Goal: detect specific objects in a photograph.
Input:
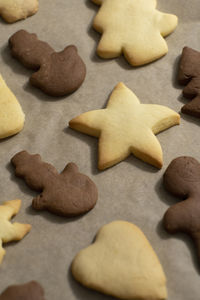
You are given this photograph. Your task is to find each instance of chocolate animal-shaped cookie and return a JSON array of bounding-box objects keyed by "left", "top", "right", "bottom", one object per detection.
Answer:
[
  {"left": 11, "top": 151, "right": 98, "bottom": 217},
  {"left": 163, "top": 156, "right": 200, "bottom": 263},
  {"left": 9, "top": 30, "right": 86, "bottom": 96},
  {"left": 178, "top": 47, "right": 200, "bottom": 117},
  {"left": 0, "top": 281, "right": 46, "bottom": 300}
]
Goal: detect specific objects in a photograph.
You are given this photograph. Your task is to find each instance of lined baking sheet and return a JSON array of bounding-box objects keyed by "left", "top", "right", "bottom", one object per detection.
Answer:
[{"left": 0, "top": 0, "right": 199, "bottom": 299}]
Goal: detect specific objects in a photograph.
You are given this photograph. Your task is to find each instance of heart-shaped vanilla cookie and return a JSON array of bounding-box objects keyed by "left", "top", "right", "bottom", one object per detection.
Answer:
[
  {"left": 0, "top": 75, "right": 24, "bottom": 139},
  {"left": 72, "top": 221, "right": 167, "bottom": 300}
]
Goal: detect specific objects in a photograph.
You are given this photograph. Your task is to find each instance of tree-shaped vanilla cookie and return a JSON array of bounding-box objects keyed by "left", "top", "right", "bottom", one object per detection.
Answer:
[
  {"left": 72, "top": 221, "right": 167, "bottom": 299},
  {"left": 0, "top": 199, "right": 31, "bottom": 264},
  {"left": 178, "top": 47, "right": 200, "bottom": 117},
  {"left": 0, "top": 75, "right": 25, "bottom": 139},
  {"left": 0, "top": 0, "right": 38, "bottom": 23},
  {"left": 11, "top": 151, "right": 98, "bottom": 217},
  {"left": 91, "top": 0, "right": 178, "bottom": 66},
  {"left": 163, "top": 156, "right": 200, "bottom": 264},
  {"left": 69, "top": 82, "right": 180, "bottom": 170},
  {"left": 0, "top": 281, "right": 46, "bottom": 300}
]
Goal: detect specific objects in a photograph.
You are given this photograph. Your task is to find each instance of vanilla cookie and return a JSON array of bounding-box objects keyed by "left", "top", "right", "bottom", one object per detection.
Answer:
[
  {"left": 0, "top": 199, "right": 31, "bottom": 264},
  {"left": 91, "top": 0, "right": 178, "bottom": 66},
  {"left": 0, "top": 0, "right": 38, "bottom": 23},
  {"left": 72, "top": 221, "right": 167, "bottom": 300},
  {"left": 69, "top": 82, "right": 180, "bottom": 169},
  {"left": 0, "top": 75, "right": 25, "bottom": 139}
]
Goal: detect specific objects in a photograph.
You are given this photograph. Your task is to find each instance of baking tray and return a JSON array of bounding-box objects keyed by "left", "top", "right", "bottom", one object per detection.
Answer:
[{"left": 0, "top": 0, "right": 199, "bottom": 299}]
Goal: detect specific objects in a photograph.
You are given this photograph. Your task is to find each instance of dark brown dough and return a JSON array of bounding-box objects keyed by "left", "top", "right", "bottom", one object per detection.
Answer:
[
  {"left": 11, "top": 151, "right": 98, "bottom": 217},
  {"left": 178, "top": 47, "right": 200, "bottom": 117},
  {"left": 0, "top": 281, "right": 46, "bottom": 300},
  {"left": 9, "top": 30, "right": 86, "bottom": 97},
  {"left": 163, "top": 156, "right": 200, "bottom": 262}
]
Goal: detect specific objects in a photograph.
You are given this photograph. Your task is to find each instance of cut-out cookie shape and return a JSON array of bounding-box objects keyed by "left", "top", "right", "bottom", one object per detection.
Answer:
[
  {"left": 72, "top": 221, "right": 167, "bottom": 300},
  {"left": 163, "top": 156, "right": 200, "bottom": 263},
  {"left": 91, "top": 0, "right": 178, "bottom": 66},
  {"left": 0, "top": 0, "right": 38, "bottom": 23},
  {"left": 11, "top": 151, "right": 98, "bottom": 217},
  {"left": 69, "top": 82, "right": 180, "bottom": 170},
  {"left": 178, "top": 47, "right": 200, "bottom": 117},
  {"left": 0, "top": 74, "right": 25, "bottom": 139},
  {"left": 0, "top": 281, "right": 46, "bottom": 300},
  {"left": 9, "top": 30, "right": 86, "bottom": 96},
  {"left": 0, "top": 199, "right": 31, "bottom": 264}
]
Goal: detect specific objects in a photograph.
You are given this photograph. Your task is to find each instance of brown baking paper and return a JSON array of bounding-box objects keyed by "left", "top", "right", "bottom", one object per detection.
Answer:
[{"left": 0, "top": 0, "right": 199, "bottom": 299}]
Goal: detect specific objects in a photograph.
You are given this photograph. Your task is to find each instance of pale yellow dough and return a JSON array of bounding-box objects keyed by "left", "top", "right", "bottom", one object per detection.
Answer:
[
  {"left": 0, "top": 0, "right": 38, "bottom": 23},
  {"left": 92, "top": 0, "right": 178, "bottom": 66},
  {"left": 72, "top": 220, "right": 167, "bottom": 300},
  {"left": 69, "top": 82, "right": 180, "bottom": 170},
  {"left": 0, "top": 199, "right": 31, "bottom": 264},
  {"left": 0, "top": 75, "right": 25, "bottom": 139}
]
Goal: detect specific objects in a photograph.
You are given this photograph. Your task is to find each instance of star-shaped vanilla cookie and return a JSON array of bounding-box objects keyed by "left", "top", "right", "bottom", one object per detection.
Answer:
[
  {"left": 92, "top": 0, "right": 178, "bottom": 66},
  {"left": 69, "top": 83, "right": 180, "bottom": 170},
  {"left": 0, "top": 199, "right": 31, "bottom": 264}
]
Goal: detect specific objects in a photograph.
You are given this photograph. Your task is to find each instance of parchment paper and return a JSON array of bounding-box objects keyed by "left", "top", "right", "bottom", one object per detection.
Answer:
[{"left": 0, "top": 0, "right": 199, "bottom": 299}]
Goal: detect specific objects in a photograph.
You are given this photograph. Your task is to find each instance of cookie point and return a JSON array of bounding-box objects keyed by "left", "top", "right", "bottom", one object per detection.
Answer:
[
  {"left": 4, "top": 199, "right": 21, "bottom": 211},
  {"left": 116, "top": 82, "right": 125, "bottom": 89},
  {"left": 26, "top": 224, "right": 32, "bottom": 232},
  {"left": 66, "top": 162, "right": 79, "bottom": 173},
  {"left": 153, "top": 158, "right": 163, "bottom": 169}
]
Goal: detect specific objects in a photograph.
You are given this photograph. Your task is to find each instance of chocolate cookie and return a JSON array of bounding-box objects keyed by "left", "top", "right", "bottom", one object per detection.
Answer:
[
  {"left": 9, "top": 30, "right": 86, "bottom": 97},
  {"left": 0, "top": 281, "right": 46, "bottom": 300},
  {"left": 178, "top": 47, "right": 200, "bottom": 117},
  {"left": 163, "top": 156, "right": 200, "bottom": 263},
  {"left": 11, "top": 151, "right": 98, "bottom": 217}
]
